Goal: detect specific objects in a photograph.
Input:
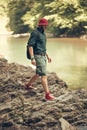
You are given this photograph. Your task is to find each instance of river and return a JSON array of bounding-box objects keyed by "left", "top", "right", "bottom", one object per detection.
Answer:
[{"left": 0, "top": 35, "right": 87, "bottom": 89}]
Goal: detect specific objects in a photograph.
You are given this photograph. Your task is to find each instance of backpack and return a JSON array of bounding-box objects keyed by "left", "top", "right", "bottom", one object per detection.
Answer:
[
  {"left": 26, "top": 45, "right": 31, "bottom": 59},
  {"left": 26, "top": 30, "right": 40, "bottom": 60}
]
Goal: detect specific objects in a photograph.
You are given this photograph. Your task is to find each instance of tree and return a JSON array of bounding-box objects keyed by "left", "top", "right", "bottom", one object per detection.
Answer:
[
  {"left": 7, "top": 0, "right": 29, "bottom": 34},
  {"left": 6, "top": 0, "right": 87, "bottom": 36},
  {"left": 44, "top": 0, "right": 87, "bottom": 36},
  {"left": 0, "top": 0, "right": 11, "bottom": 16},
  {"left": 22, "top": 0, "right": 52, "bottom": 30}
]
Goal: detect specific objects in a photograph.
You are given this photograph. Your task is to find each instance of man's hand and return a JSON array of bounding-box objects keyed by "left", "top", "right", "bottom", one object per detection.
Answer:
[
  {"left": 47, "top": 57, "right": 52, "bottom": 63},
  {"left": 46, "top": 53, "right": 52, "bottom": 63},
  {"left": 31, "top": 59, "right": 36, "bottom": 66}
]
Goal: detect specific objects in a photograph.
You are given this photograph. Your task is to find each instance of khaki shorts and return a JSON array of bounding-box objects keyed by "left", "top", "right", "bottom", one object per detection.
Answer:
[{"left": 35, "top": 55, "right": 47, "bottom": 76}]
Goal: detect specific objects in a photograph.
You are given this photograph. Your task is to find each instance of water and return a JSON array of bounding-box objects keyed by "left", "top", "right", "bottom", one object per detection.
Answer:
[{"left": 0, "top": 35, "right": 87, "bottom": 89}]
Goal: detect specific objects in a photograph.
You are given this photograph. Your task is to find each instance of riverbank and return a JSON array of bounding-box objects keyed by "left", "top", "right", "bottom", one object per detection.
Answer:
[
  {"left": 0, "top": 57, "right": 87, "bottom": 130},
  {"left": 11, "top": 32, "right": 87, "bottom": 41},
  {"left": 0, "top": 16, "right": 87, "bottom": 41}
]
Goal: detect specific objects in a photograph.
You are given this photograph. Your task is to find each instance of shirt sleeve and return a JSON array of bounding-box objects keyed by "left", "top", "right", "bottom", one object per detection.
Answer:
[{"left": 27, "top": 31, "right": 37, "bottom": 47}]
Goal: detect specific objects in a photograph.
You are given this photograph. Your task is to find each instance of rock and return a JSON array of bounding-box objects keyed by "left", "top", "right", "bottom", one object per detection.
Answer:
[
  {"left": 0, "top": 58, "right": 87, "bottom": 130},
  {"left": 0, "top": 58, "right": 8, "bottom": 67},
  {"left": 59, "top": 118, "right": 78, "bottom": 130},
  {"left": 80, "top": 35, "right": 87, "bottom": 40}
]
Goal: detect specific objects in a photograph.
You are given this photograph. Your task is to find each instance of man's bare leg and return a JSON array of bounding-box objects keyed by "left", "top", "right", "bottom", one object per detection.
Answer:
[
  {"left": 41, "top": 75, "right": 55, "bottom": 100},
  {"left": 41, "top": 75, "right": 49, "bottom": 93},
  {"left": 26, "top": 74, "right": 39, "bottom": 89}
]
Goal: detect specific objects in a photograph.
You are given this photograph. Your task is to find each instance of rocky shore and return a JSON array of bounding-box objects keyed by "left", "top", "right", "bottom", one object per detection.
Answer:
[
  {"left": 80, "top": 35, "right": 87, "bottom": 40},
  {"left": 0, "top": 58, "right": 87, "bottom": 130}
]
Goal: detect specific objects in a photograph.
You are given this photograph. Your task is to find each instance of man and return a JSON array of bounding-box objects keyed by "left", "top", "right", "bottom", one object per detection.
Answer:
[{"left": 25, "top": 18, "right": 55, "bottom": 100}]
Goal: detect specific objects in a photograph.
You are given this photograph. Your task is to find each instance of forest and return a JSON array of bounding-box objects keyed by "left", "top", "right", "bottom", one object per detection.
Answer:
[{"left": 0, "top": 0, "right": 87, "bottom": 36}]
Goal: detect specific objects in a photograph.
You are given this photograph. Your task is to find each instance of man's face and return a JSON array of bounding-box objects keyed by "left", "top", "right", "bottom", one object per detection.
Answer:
[{"left": 42, "top": 25, "right": 47, "bottom": 30}]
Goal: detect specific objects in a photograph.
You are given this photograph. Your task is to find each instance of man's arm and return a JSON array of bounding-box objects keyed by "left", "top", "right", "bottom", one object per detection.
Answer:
[
  {"left": 46, "top": 53, "right": 52, "bottom": 63},
  {"left": 29, "top": 46, "right": 36, "bottom": 66},
  {"left": 29, "top": 47, "right": 34, "bottom": 59}
]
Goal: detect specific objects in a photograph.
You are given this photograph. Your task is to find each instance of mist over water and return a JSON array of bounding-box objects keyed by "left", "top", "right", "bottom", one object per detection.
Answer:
[{"left": 0, "top": 35, "right": 87, "bottom": 89}]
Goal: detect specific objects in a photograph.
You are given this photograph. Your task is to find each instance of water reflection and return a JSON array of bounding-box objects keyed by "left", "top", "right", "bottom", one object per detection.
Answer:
[{"left": 0, "top": 36, "right": 87, "bottom": 89}]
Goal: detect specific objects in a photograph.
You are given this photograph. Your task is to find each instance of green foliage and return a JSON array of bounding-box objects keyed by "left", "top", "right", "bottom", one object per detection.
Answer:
[
  {"left": 7, "top": 0, "right": 29, "bottom": 34},
  {"left": 1, "top": 0, "right": 87, "bottom": 36},
  {"left": 22, "top": 0, "right": 52, "bottom": 29},
  {"left": 0, "top": 0, "right": 10, "bottom": 16},
  {"left": 79, "top": 0, "right": 87, "bottom": 8},
  {"left": 44, "top": 0, "right": 87, "bottom": 36}
]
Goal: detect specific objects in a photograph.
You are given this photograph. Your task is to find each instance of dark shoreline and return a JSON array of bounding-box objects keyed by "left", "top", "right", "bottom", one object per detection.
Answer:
[{"left": 8, "top": 32, "right": 87, "bottom": 40}]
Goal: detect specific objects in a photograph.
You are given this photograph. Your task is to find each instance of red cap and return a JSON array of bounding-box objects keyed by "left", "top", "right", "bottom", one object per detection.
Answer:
[{"left": 38, "top": 18, "right": 48, "bottom": 26}]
